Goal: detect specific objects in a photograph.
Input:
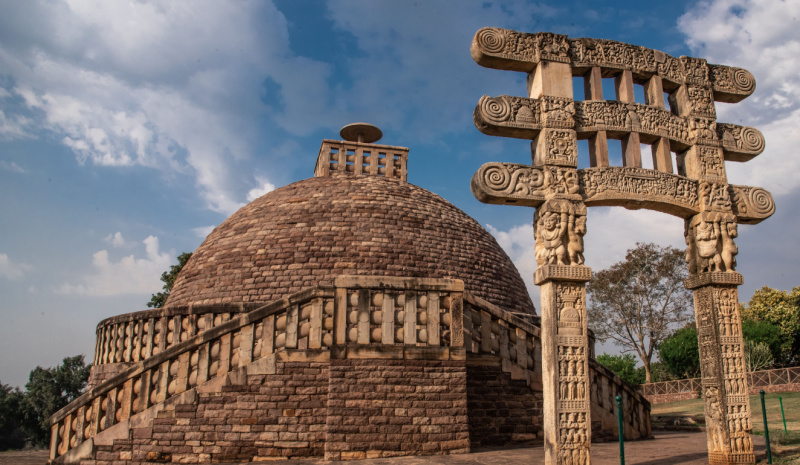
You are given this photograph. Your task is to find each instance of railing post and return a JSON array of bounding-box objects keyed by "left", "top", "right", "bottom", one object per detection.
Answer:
[
  {"left": 779, "top": 396, "right": 787, "bottom": 434},
  {"left": 760, "top": 390, "right": 772, "bottom": 464},
  {"left": 427, "top": 291, "right": 440, "bottom": 346},
  {"left": 616, "top": 395, "right": 625, "bottom": 465}
]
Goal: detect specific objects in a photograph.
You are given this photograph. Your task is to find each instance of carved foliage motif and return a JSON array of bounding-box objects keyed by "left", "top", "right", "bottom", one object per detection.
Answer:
[
  {"left": 688, "top": 86, "right": 716, "bottom": 118},
  {"left": 575, "top": 100, "right": 689, "bottom": 142},
  {"left": 534, "top": 200, "right": 586, "bottom": 266},
  {"left": 681, "top": 56, "right": 710, "bottom": 84},
  {"left": 568, "top": 38, "right": 658, "bottom": 77},
  {"left": 477, "top": 163, "right": 580, "bottom": 201},
  {"left": 689, "top": 117, "right": 719, "bottom": 144},
  {"left": 696, "top": 147, "right": 726, "bottom": 182},
  {"left": 581, "top": 167, "right": 699, "bottom": 208},
  {"left": 709, "top": 65, "right": 756, "bottom": 95},
  {"left": 542, "top": 97, "right": 575, "bottom": 128},
  {"left": 557, "top": 411, "right": 589, "bottom": 465},
  {"left": 718, "top": 124, "right": 766, "bottom": 155},
  {"left": 543, "top": 130, "right": 578, "bottom": 166},
  {"left": 685, "top": 213, "right": 738, "bottom": 274},
  {"left": 554, "top": 280, "right": 589, "bottom": 465},
  {"left": 700, "top": 182, "right": 732, "bottom": 211},
  {"left": 473, "top": 28, "right": 568, "bottom": 63},
  {"left": 731, "top": 186, "right": 775, "bottom": 219},
  {"left": 694, "top": 285, "right": 754, "bottom": 460}
]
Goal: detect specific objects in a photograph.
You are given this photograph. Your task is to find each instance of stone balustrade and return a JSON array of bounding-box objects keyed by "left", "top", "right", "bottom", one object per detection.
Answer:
[
  {"left": 50, "top": 276, "right": 466, "bottom": 462},
  {"left": 51, "top": 275, "right": 651, "bottom": 462},
  {"left": 314, "top": 139, "right": 409, "bottom": 181}
]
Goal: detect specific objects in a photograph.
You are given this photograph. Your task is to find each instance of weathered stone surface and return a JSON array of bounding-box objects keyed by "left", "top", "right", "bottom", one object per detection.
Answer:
[
  {"left": 470, "top": 26, "right": 772, "bottom": 465},
  {"left": 166, "top": 174, "right": 534, "bottom": 317}
]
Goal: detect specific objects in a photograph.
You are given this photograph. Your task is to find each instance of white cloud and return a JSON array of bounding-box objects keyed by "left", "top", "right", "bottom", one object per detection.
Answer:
[
  {"left": 0, "top": 109, "right": 32, "bottom": 140},
  {"left": 0, "top": 1, "right": 335, "bottom": 214},
  {"left": 192, "top": 225, "right": 216, "bottom": 239},
  {"left": 246, "top": 178, "right": 276, "bottom": 202},
  {"left": 679, "top": 0, "right": 800, "bottom": 195},
  {"left": 56, "top": 235, "right": 172, "bottom": 296},
  {"left": 0, "top": 253, "right": 32, "bottom": 279},
  {"left": 0, "top": 160, "right": 26, "bottom": 173},
  {"left": 103, "top": 232, "right": 128, "bottom": 248}
]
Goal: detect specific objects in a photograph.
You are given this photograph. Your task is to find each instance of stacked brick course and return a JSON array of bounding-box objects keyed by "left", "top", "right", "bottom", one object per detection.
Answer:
[
  {"left": 99, "top": 360, "right": 328, "bottom": 464},
  {"left": 166, "top": 175, "right": 534, "bottom": 316},
  {"left": 326, "top": 358, "right": 469, "bottom": 460},
  {"left": 467, "top": 358, "right": 544, "bottom": 448}
]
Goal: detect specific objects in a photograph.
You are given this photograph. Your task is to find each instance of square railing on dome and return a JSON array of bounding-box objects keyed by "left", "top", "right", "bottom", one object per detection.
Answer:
[{"left": 314, "top": 139, "right": 409, "bottom": 181}]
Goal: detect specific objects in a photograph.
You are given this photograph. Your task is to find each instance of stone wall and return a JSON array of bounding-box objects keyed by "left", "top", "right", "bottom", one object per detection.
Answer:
[
  {"left": 466, "top": 355, "right": 544, "bottom": 448},
  {"left": 325, "top": 358, "right": 470, "bottom": 460},
  {"left": 100, "top": 359, "right": 329, "bottom": 463},
  {"left": 85, "top": 350, "right": 473, "bottom": 464}
]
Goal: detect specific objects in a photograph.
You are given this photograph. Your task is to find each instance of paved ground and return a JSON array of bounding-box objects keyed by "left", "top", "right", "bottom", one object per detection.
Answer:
[
  {"left": 273, "top": 431, "right": 768, "bottom": 465},
  {"left": 0, "top": 431, "right": 769, "bottom": 464}
]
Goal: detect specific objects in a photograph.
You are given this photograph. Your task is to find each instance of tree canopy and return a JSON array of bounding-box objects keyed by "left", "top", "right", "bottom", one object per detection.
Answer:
[
  {"left": 587, "top": 242, "right": 693, "bottom": 383},
  {"left": 21, "top": 355, "right": 91, "bottom": 447},
  {"left": 147, "top": 252, "right": 192, "bottom": 308},
  {"left": 658, "top": 325, "right": 701, "bottom": 379},
  {"left": 740, "top": 286, "right": 800, "bottom": 365}
]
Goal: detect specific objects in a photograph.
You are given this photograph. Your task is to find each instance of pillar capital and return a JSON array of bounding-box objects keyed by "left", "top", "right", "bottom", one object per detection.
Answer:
[
  {"left": 685, "top": 271, "right": 743, "bottom": 290},
  {"left": 534, "top": 265, "right": 592, "bottom": 285}
]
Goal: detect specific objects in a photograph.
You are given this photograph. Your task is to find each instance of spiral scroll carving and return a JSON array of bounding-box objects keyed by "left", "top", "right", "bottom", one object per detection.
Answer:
[
  {"left": 484, "top": 165, "right": 511, "bottom": 191},
  {"left": 748, "top": 188, "right": 774, "bottom": 216},
  {"left": 476, "top": 28, "right": 506, "bottom": 53},
  {"left": 480, "top": 96, "right": 512, "bottom": 123},
  {"left": 739, "top": 127, "right": 765, "bottom": 153},
  {"left": 733, "top": 68, "right": 756, "bottom": 93}
]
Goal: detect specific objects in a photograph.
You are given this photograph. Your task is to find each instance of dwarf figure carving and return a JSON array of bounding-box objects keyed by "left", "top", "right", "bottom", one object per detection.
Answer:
[
  {"left": 534, "top": 199, "right": 586, "bottom": 266},
  {"left": 685, "top": 213, "right": 738, "bottom": 273}
]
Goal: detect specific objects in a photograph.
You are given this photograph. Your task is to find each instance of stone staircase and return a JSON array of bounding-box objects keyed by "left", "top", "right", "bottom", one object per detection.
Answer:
[{"left": 50, "top": 276, "right": 651, "bottom": 464}]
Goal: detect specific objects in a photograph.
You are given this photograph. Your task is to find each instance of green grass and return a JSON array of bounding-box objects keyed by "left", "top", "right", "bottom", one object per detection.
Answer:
[
  {"left": 652, "top": 391, "right": 800, "bottom": 434},
  {"left": 653, "top": 391, "right": 800, "bottom": 463}
]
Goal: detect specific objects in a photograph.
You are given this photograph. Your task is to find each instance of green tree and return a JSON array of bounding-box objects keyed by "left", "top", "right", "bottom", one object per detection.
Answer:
[
  {"left": 742, "top": 319, "right": 782, "bottom": 366},
  {"left": 658, "top": 325, "right": 701, "bottom": 379},
  {"left": 740, "top": 286, "right": 800, "bottom": 365},
  {"left": 0, "top": 383, "right": 26, "bottom": 450},
  {"left": 22, "top": 355, "right": 91, "bottom": 447},
  {"left": 587, "top": 243, "right": 693, "bottom": 383},
  {"left": 596, "top": 353, "right": 645, "bottom": 386},
  {"left": 744, "top": 340, "right": 774, "bottom": 372},
  {"left": 147, "top": 252, "right": 192, "bottom": 308}
]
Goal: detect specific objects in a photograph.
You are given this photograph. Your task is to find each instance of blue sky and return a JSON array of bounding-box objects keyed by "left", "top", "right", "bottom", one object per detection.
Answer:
[{"left": 1, "top": 0, "right": 798, "bottom": 388}]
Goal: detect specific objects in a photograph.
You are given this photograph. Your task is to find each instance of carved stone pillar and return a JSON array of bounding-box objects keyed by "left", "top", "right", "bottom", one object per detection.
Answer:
[
  {"left": 686, "top": 215, "right": 755, "bottom": 465},
  {"left": 535, "top": 199, "right": 591, "bottom": 465}
]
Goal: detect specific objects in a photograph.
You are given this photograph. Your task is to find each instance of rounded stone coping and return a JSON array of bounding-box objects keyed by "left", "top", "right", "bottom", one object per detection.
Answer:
[{"left": 95, "top": 302, "right": 266, "bottom": 330}]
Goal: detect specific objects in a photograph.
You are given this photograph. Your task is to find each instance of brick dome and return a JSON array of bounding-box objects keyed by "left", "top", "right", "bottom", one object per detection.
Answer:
[{"left": 166, "top": 174, "right": 535, "bottom": 315}]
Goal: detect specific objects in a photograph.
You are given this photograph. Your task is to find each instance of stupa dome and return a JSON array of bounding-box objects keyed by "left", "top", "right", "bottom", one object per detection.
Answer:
[{"left": 166, "top": 135, "right": 534, "bottom": 315}]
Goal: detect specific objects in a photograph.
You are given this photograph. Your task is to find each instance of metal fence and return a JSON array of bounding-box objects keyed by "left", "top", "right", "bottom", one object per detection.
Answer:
[{"left": 639, "top": 366, "right": 800, "bottom": 398}]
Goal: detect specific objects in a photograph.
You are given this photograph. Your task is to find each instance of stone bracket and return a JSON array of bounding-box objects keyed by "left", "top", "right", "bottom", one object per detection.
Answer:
[
  {"left": 684, "top": 271, "right": 743, "bottom": 290},
  {"left": 534, "top": 265, "right": 592, "bottom": 285}
]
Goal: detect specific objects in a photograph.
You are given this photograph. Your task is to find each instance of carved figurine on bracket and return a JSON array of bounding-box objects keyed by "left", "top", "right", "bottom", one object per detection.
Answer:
[
  {"left": 685, "top": 213, "right": 738, "bottom": 274},
  {"left": 534, "top": 199, "right": 587, "bottom": 267}
]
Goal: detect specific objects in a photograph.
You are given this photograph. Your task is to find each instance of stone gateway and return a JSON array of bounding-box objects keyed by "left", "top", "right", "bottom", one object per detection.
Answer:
[{"left": 470, "top": 27, "right": 773, "bottom": 465}]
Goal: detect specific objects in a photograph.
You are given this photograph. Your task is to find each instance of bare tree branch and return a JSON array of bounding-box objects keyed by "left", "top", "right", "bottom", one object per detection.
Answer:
[{"left": 587, "top": 242, "right": 693, "bottom": 383}]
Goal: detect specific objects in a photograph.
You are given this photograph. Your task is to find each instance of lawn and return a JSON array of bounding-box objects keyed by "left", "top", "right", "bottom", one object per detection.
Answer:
[
  {"left": 652, "top": 391, "right": 800, "bottom": 463},
  {"left": 652, "top": 391, "right": 800, "bottom": 434}
]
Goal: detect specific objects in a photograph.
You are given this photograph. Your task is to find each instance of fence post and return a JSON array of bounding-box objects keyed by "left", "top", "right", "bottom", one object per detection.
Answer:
[
  {"left": 779, "top": 396, "right": 787, "bottom": 434},
  {"left": 760, "top": 390, "right": 772, "bottom": 464},
  {"left": 616, "top": 395, "right": 625, "bottom": 465}
]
